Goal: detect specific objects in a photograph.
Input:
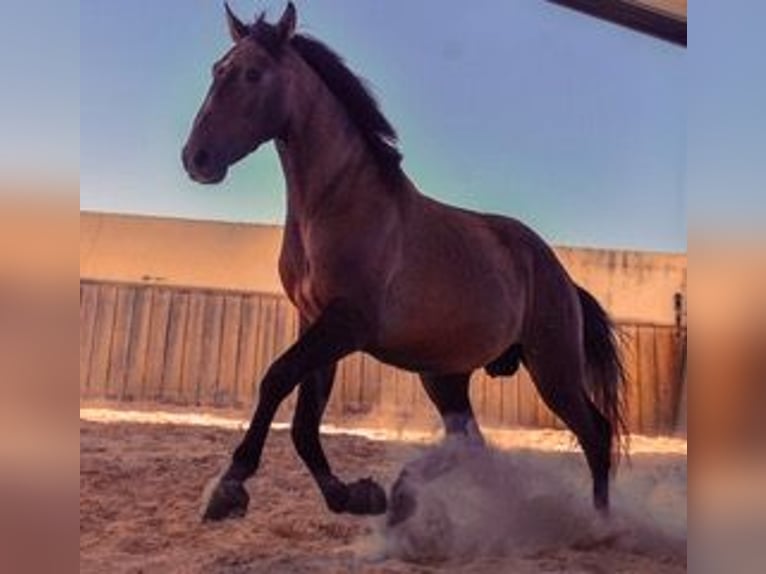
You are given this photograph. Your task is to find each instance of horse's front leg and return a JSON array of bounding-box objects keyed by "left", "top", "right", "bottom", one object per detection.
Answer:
[
  {"left": 202, "top": 301, "right": 369, "bottom": 521},
  {"left": 291, "top": 362, "right": 387, "bottom": 516}
]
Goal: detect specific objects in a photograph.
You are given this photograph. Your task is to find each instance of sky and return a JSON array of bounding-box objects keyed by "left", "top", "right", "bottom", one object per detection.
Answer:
[{"left": 80, "top": 0, "right": 686, "bottom": 252}]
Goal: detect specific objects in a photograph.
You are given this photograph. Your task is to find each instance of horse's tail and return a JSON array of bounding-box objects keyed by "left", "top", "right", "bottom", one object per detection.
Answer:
[{"left": 577, "top": 285, "right": 629, "bottom": 466}]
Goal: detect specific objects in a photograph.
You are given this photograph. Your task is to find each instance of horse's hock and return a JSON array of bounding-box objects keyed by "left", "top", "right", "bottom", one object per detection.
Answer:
[{"left": 79, "top": 212, "right": 687, "bottom": 435}]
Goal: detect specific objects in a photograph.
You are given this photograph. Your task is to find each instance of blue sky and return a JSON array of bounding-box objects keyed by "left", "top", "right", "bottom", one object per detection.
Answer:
[{"left": 81, "top": 0, "right": 686, "bottom": 252}]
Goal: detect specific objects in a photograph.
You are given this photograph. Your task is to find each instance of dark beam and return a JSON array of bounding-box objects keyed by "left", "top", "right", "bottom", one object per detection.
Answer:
[{"left": 546, "top": 0, "right": 687, "bottom": 47}]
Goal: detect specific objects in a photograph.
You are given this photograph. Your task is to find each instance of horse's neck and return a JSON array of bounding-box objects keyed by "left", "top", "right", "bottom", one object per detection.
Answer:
[{"left": 275, "top": 82, "right": 402, "bottom": 229}]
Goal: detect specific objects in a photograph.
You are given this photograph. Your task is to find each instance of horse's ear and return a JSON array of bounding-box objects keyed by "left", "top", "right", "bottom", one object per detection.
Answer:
[
  {"left": 276, "top": 2, "right": 297, "bottom": 45},
  {"left": 224, "top": 2, "right": 249, "bottom": 43}
]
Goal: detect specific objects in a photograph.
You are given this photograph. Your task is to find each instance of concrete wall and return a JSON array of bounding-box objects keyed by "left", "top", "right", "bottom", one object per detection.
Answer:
[
  {"left": 556, "top": 247, "right": 686, "bottom": 325},
  {"left": 80, "top": 212, "right": 284, "bottom": 293},
  {"left": 80, "top": 211, "right": 686, "bottom": 324}
]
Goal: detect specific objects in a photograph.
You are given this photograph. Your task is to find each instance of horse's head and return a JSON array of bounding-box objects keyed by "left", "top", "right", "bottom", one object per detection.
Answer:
[{"left": 182, "top": 3, "right": 297, "bottom": 184}]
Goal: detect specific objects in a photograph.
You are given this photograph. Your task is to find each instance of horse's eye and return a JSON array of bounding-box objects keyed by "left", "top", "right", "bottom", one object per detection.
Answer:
[{"left": 245, "top": 68, "right": 262, "bottom": 83}]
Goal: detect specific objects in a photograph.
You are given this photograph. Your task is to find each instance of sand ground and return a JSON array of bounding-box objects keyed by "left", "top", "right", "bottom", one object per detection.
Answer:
[{"left": 80, "top": 408, "right": 686, "bottom": 573}]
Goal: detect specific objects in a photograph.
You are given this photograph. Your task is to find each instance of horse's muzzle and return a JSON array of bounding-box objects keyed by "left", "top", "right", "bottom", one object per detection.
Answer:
[{"left": 182, "top": 145, "right": 227, "bottom": 184}]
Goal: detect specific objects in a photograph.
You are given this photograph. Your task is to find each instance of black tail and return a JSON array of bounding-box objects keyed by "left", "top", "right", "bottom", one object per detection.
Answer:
[{"left": 577, "top": 286, "right": 629, "bottom": 465}]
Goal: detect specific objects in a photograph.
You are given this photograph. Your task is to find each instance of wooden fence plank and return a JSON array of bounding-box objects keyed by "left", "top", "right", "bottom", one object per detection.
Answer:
[
  {"left": 79, "top": 283, "right": 99, "bottom": 394},
  {"left": 377, "top": 364, "right": 401, "bottom": 433},
  {"left": 343, "top": 352, "right": 364, "bottom": 415},
  {"left": 144, "top": 288, "right": 171, "bottom": 401},
  {"left": 198, "top": 294, "right": 224, "bottom": 406},
  {"left": 255, "top": 298, "right": 277, "bottom": 393},
  {"left": 217, "top": 295, "right": 243, "bottom": 407},
  {"left": 377, "top": 362, "right": 398, "bottom": 419},
  {"left": 87, "top": 284, "right": 118, "bottom": 398},
  {"left": 411, "top": 373, "right": 438, "bottom": 430},
  {"left": 412, "top": 370, "right": 427, "bottom": 424},
  {"left": 236, "top": 295, "right": 260, "bottom": 407},
  {"left": 518, "top": 367, "right": 539, "bottom": 427},
  {"left": 361, "top": 354, "right": 382, "bottom": 415},
  {"left": 162, "top": 291, "right": 190, "bottom": 403},
  {"left": 484, "top": 374, "right": 504, "bottom": 428},
  {"left": 107, "top": 286, "right": 136, "bottom": 399},
  {"left": 271, "top": 297, "right": 286, "bottom": 357},
  {"left": 124, "top": 286, "right": 153, "bottom": 402},
  {"left": 392, "top": 368, "right": 415, "bottom": 429},
  {"left": 655, "top": 327, "right": 681, "bottom": 433},
  {"left": 638, "top": 325, "right": 659, "bottom": 434},
  {"left": 180, "top": 292, "right": 206, "bottom": 405},
  {"left": 469, "top": 372, "right": 487, "bottom": 429},
  {"left": 500, "top": 372, "right": 520, "bottom": 427},
  {"left": 623, "top": 325, "right": 642, "bottom": 433},
  {"left": 399, "top": 369, "right": 417, "bottom": 424}
]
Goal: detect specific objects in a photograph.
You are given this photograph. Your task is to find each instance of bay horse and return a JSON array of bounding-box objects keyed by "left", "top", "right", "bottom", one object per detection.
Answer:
[{"left": 182, "top": 2, "right": 627, "bottom": 522}]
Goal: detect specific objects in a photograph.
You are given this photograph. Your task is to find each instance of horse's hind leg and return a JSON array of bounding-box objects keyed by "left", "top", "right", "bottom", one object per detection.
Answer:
[
  {"left": 524, "top": 343, "right": 612, "bottom": 513},
  {"left": 420, "top": 372, "right": 484, "bottom": 444},
  {"left": 290, "top": 362, "right": 386, "bottom": 515},
  {"left": 388, "top": 372, "right": 482, "bottom": 526}
]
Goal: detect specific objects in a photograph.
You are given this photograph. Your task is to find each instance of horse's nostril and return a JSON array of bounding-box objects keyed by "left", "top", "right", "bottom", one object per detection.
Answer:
[{"left": 193, "top": 149, "right": 210, "bottom": 169}]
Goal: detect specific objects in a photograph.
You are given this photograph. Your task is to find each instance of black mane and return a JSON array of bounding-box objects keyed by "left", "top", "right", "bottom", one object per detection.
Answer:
[{"left": 251, "top": 17, "right": 403, "bottom": 179}]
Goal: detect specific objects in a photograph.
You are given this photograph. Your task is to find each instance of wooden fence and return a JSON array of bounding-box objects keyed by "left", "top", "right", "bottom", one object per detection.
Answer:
[{"left": 80, "top": 279, "right": 685, "bottom": 435}]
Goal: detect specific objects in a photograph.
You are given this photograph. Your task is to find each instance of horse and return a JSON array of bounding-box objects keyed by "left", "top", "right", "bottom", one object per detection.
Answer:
[{"left": 182, "top": 2, "right": 627, "bottom": 523}]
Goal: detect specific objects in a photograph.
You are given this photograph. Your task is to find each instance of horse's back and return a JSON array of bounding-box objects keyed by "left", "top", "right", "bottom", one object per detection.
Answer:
[
  {"left": 412, "top": 196, "right": 574, "bottom": 305},
  {"left": 374, "top": 193, "right": 573, "bottom": 373},
  {"left": 426, "top": 199, "right": 583, "bottom": 342}
]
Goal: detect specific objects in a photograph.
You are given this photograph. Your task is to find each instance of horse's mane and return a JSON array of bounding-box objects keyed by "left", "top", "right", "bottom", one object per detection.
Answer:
[{"left": 251, "top": 15, "right": 403, "bottom": 180}]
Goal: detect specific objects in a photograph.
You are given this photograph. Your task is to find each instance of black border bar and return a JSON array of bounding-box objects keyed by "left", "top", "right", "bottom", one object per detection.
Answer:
[{"left": 547, "top": 0, "right": 687, "bottom": 47}]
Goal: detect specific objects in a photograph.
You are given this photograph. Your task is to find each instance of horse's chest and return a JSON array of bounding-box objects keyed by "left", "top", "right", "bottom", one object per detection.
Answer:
[
  {"left": 279, "top": 236, "right": 324, "bottom": 323},
  {"left": 292, "top": 276, "right": 324, "bottom": 323}
]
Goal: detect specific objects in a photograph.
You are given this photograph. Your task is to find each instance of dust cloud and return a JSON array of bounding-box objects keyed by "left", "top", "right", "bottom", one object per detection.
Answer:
[{"left": 361, "top": 435, "right": 686, "bottom": 568}]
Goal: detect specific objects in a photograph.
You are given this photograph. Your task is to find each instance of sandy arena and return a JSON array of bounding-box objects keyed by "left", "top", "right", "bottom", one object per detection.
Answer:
[{"left": 80, "top": 407, "right": 686, "bottom": 573}]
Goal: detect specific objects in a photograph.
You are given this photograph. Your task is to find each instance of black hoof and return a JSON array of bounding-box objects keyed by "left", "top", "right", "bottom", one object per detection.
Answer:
[
  {"left": 325, "top": 477, "right": 387, "bottom": 515},
  {"left": 346, "top": 477, "right": 388, "bottom": 515},
  {"left": 202, "top": 479, "right": 249, "bottom": 522}
]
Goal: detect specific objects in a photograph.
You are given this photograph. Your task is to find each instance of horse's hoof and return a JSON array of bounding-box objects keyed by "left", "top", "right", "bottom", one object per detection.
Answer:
[
  {"left": 346, "top": 477, "right": 388, "bottom": 515},
  {"left": 202, "top": 479, "right": 249, "bottom": 522}
]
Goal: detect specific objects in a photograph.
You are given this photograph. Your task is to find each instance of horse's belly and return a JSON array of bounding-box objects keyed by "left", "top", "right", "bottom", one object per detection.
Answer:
[
  {"left": 370, "top": 314, "right": 516, "bottom": 374},
  {"left": 369, "top": 341, "right": 505, "bottom": 374}
]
